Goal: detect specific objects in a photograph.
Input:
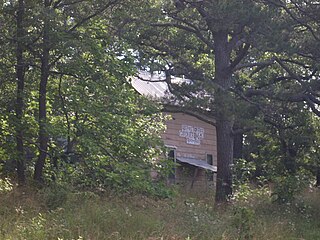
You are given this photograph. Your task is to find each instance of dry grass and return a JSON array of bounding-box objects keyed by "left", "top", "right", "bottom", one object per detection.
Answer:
[{"left": 0, "top": 184, "right": 320, "bottom": 240}]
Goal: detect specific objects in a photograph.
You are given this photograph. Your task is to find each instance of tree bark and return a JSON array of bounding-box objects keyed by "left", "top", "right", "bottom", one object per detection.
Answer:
[
  {"left": 34, "top": 0, "right": 50, "bottom": 182},
  {"left": 316, "top": 167, "right": 320, "bottom": 187},
  {"left": 279, "top": 136, "right": 297, "bottom": 174},
  {"left": 15, "top": 0, "right": 26, "bottom": 185},
  {"left": 215, "top": 119, "right": 234, "bottom": 202},
  {"left": 233, "top": 131, "right": 243, "bottom": 159},
  {"left": 214, "top": 31, "right": 234, "bottom": 203}
]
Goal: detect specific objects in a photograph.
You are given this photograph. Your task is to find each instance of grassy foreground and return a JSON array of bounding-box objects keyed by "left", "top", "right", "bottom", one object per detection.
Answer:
[{"left": 0, "top": 184, "right": 320, "bottom": 240}]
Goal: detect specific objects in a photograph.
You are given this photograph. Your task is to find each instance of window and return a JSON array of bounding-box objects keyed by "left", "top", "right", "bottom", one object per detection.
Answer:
[
  {"left": 168, "top": 149, "right": 176, "bottom": 182},
  {"left": 206, "top": 154, "right": 214, "bottom": 181},
  {"left": 207, "top": 154, "right": 213, "bottom": 165}
]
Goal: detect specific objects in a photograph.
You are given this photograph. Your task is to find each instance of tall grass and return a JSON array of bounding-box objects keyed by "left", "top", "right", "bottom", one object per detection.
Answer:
[{"left": 1, "top": 183, "right": 320, "bottom": 240}]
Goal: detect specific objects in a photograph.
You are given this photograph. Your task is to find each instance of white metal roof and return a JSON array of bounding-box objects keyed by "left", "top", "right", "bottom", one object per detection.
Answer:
[
  {"left": 131, "top": 72, "right": 169, "bottom": 98},
  {"left": 130, "top": 71, "right": 189, "bottom": 99}
]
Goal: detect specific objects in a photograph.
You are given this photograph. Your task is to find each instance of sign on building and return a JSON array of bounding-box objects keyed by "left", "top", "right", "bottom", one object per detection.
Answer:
[{"left": 179, "top": 125, "right": 204, "bottom": 145}]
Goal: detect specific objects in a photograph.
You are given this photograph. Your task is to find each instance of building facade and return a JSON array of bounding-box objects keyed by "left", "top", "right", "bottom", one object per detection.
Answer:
[
  {"left": 163, "top": 112, "right": 217, "bottom": 189},
  {"left": 132, "top": 72, "right": 217, "bottom": 190}
]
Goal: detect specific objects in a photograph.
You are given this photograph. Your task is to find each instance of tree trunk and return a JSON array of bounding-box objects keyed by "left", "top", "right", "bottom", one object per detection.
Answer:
[
  {"left": 34, "top": 0, "right": 50, "bottom": 182},
  {"left": 316, "top": 167, "right": 320, "bottom": 187},
  {"left": 214, "top": 31, "right": 234, "bottom": 203},
  {"left": 233, "top": 131, "right": 243, "bottom": 159},
  {"left": 15, "top": 0, "right": 26, "bottom": 185},
  {"left": 215, "top": 119, "right": 234, "bottom": 202},
  {"left": 280, "top": 136, "right": 296, "bottom": 174}
]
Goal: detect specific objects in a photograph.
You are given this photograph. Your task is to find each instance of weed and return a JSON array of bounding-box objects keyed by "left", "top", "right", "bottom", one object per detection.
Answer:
[
  {"left": 39, "top": 183, "right": 69, "bottom": 210},
  {"left": 232, "top": 206, "right": 255, "bottom": 240},
  {"left": 0, "top": 185, "right": 320, "bottom": 239}
]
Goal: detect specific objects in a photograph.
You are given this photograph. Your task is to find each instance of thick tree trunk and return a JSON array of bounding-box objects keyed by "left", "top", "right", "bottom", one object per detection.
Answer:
[
  {"left": 215, "top": 120, "right": 234, "bottom": 202},
  {"left": 34, "top": 0, "right": 50, "bottom": 182},
  {"left": 316, "top": 167, "right": 320, "bottom": 187},
  {"left": 286, "top": 147, "right": 297, "bottom": 174},
  {"left": 214, "top": 31, "right": 234, "bottom": 203},
  {"left": 233, "top": 132, "right": 243, "bottom": 159},
  {"left": 280, "top": 137, "right": 296, "bottom": 174},
  {"left": 15, "top": 0, "right": 26, "bottom": 185}
]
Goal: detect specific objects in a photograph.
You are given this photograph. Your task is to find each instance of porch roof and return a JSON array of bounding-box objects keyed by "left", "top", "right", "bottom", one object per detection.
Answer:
[{"left": 176, "top": 157, "right": 217, "bottom": 172}]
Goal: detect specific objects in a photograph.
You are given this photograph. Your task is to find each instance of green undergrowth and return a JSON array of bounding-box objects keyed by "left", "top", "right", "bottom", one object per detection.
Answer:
[{"left": 1, "top": 184, "right": 320, "bottom": 240}]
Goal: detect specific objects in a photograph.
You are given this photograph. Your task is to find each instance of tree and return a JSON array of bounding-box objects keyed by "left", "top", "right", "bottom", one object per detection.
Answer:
[
  {"left": 0, "top": 0, "right": 30, "bottom": 182},
  {"left": 22, "top": 0, "right": 121, "bottom": 182},
  {"left": 116, "top": 0, "right": 288, "bottom": 202},
  {"left": 115, "top": 0, "right": 320, "bottom": 202},
  {"left": 15, "top": 0, "right": 26, "bottom": 184},
  {"left": 0, "top": 0, "right": 169, "bottom": 195}
]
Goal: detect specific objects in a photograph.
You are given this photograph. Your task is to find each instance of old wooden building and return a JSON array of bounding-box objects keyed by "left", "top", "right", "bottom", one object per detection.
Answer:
[{"left": 132, "top": 72, "right": 217, "bottom": 190}]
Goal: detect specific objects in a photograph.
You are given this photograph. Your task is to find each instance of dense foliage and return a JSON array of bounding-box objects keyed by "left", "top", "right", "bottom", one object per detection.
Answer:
[
  {"left": 1, "top": 0, "right": 320, "bottom": 204},
  {"left": 114, "top": 0, "right": 320, "bottom": 202},
  {"left": 0, "top": 0, "right": 169, "bottom": 195}
]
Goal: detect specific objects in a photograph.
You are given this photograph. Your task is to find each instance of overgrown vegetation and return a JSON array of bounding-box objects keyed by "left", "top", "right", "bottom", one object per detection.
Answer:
[
  {"left": 1, "top": 181, "right": 320, "bottom": 240},
  {"left": 0, "top": 0, "right": 172, "bottom": 195},
  {"left": 1, "top": 1, "right": 320, "bottom": 238}
]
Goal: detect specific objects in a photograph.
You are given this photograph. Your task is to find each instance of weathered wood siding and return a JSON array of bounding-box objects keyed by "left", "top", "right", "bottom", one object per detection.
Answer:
[
  {"left": 162, "top": 112, "right": 217, "bottom": 165},
  {"left": 162, "top": 112, "right": 217, "bottom": 190}
]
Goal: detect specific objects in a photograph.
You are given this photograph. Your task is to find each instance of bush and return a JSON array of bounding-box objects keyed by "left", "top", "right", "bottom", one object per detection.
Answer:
[
  {"left": 272, "top": 172, "right": 311, "bottom": 203},
  {"left": 232, "top": 159, "right": 270, "bottom": 204},
  {"left": 232, "top": 206, "right": 255, "bottom": 240},
  {"left": 39, "top": 184, "right": 69, "bottom": 210},
  {"left": 0, "top": 177, "right": 13, "bottom": 193}
]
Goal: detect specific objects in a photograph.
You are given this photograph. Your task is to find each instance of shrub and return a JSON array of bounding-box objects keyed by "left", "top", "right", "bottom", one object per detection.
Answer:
[
  {"left": 272, "top": 172, "right": 311, "bottom": 203},
  {"left": 0, "top": 177, "right": 13, "bottom": 193},
  {"left": 232, "top": 206, "right": 255, "bottom": 240},
  {"left": 39, "top": 184, "right": 69, "bottom": 210}
]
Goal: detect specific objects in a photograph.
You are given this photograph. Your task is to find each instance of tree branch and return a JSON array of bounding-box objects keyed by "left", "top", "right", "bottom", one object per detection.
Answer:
[
  {"left": 162, "top": 104, "right": 215, "bottom": 126},
  {"left": 229, "top": 43, "right": 250, "bottom": 70},
  {"left": 234, "top": 58, "right": 275, "bottom": 71},
  {"left": 150, "top": 22, "right": 214, "bottom": 49},
  {"left": 67, "top": 0, "right": 118, "bottom": 32}
]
